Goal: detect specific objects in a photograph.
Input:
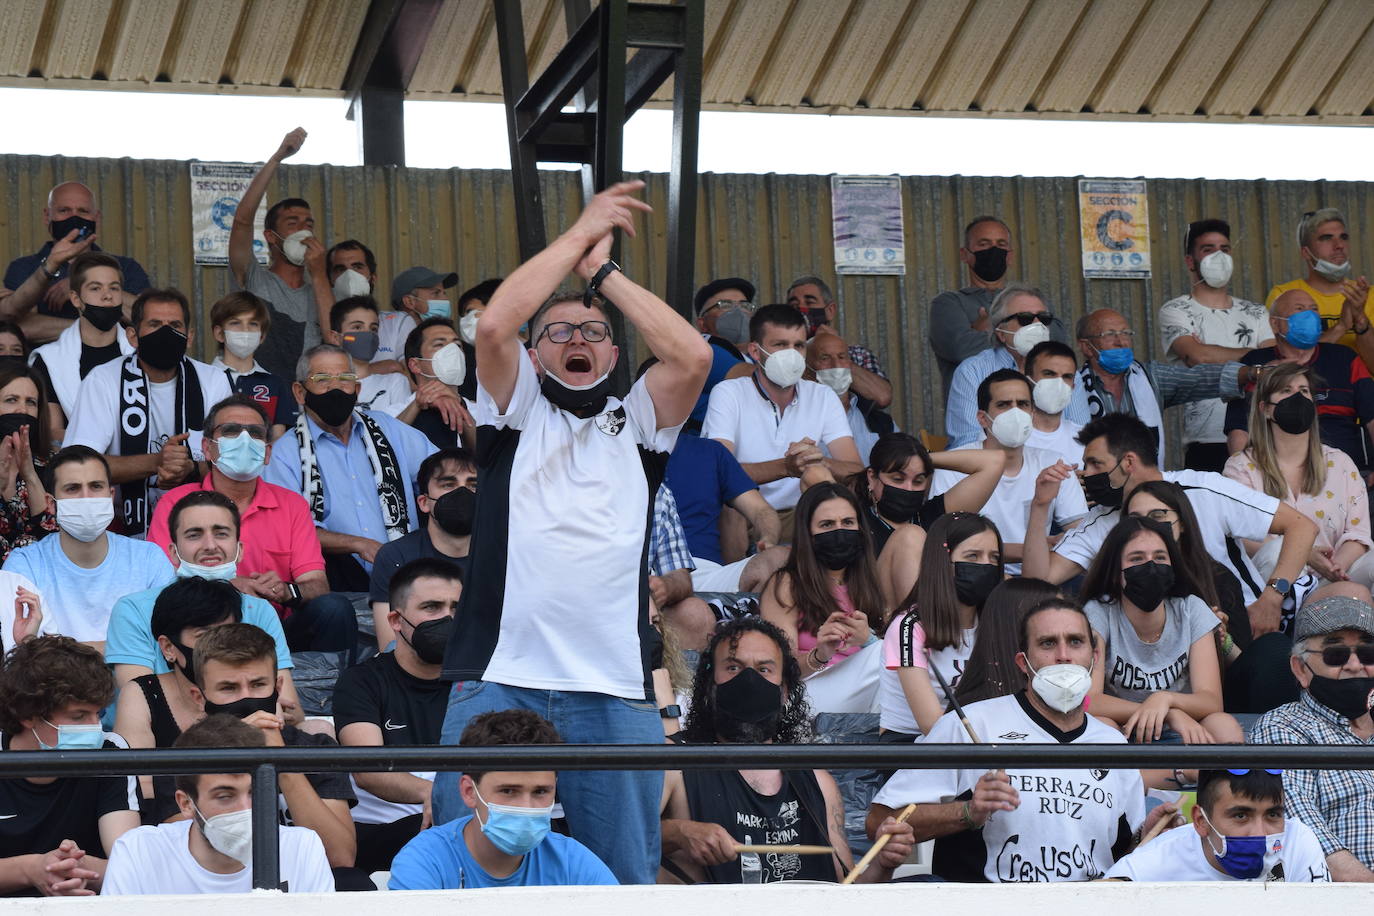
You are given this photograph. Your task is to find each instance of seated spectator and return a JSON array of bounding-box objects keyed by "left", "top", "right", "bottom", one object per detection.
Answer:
[
  {"left": 0, "top": 321, "right": 26, "bottom": 366},
  {"left": 703, "top": 304, "right": 862, "bottom": 521},
  {"left": 331, "top": 296, "right": 411, "bottom": 415},
  {"left": 1, "top": 181, "right": 149, "bottom": 342},
  {"left": 1249, "top": 594, "right": 1374, "bottom": 880},
  {"left": 1081, "top": 516, "right": 1243, "bottom": 744},
  {"left": 1227, "top": 289, "right": 1374, "bottom": 482},
  {"left": 208, "top": 291, "right": 297, "bottom": 440},
  {"left": 188, "top": 623, "right": 360, "bottom": 880},
  {"left": 687, "top": 278, "right": 752, "bottom": 431},
  {"left": 1106, "top": 767, "right": 1329, "bottom": 882},
  {"left": 807, "top": 328, "right": 897, "bottom": 463},
  {"left": 65, "top": 287, "right": 233, "bottom": 536},
  {"left": 660, "top": 616, "right": 913, "bottom": 884},
  {"left": 328, "top": 239, "right": 378, "bottom": 303},
  {"left": 880, "top": 513, "right": 1004, "bottom": 738},
  {"left": 867, "top": 597, "right": 1160, "bottom": 882},
  {"left": 1023, "top": 340, "right": 1084, "bottom": 463},
  {"left": 454, "top": 279, "right": 502, "bottom": 401},
  {"left": 1225, "top": 362, "right": 1374, "bottom": 587},
  {"left": 337, "top": 558, "right": 461, "bottom": 873},
  {"left": 646, "top": 484, "right": 716, "bottom": 651},
  {"left": 0, "top": 365, "right": 58, "bottom": 567},
  {"left": 786, "top": 275, "right": 892, "bottom": 408},
  {"left": 148, "top": 395, "right": 350, "bottom": 661},
  {"left": 3, "top": 446, "right": 172, "bottom": 649},
  {"left": 384, "top": 266, "right": 458, "bottom": 366},
  {"left": 398, "top": 317, "right": 474, "bottom": 450},
  {"left": 952, "top": 578, "right": 1064, "bottom": 707},
  {"left": 389, "top": 709, "right": 617, "bottom": 890},
  {"left": 29, "top": 252, "right": 133, "bottom": 435},
  {"left": 0, "top": 635, "right": 138, "bottom": 896},
  {"left": 368, "top": 448, "right": 473, "bottom": 649},
  {"left": 264, "top": 343, "right": 436, "bottom": 594},
  {"left": 931, "top": 369, "right": 1087, "bottom": 576},
  {"left": 101, "top": 715, "right": 334, "bottom": 895},
  {"left": 1266, "top": 208, "right": 1366, "bottom": 353}
]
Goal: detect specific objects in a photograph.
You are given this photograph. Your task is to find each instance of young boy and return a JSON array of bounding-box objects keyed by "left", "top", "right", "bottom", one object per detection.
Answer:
[
  {"left": 209, "top": 291, "right": 296, "bottom": 439},
  {"left": 330, "top": 296, "right": 411, "bottom": 415}
]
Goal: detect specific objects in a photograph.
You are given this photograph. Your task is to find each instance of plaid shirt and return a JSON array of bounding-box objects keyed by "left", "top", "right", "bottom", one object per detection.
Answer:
[
  {"left": 649, "top": 484, "right": 694, "bottom": 576},
  {"left": 1250, "top": 691, "right": 1374, "bottom": 864},
  {"left": 848, "top": 344, "right": 888, "bottom": 380}
]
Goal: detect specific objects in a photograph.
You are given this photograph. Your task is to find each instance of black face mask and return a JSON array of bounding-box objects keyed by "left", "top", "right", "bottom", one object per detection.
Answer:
[
  {"left": 1305, "top": 671, "right": 1374, "bottom": 721},
  {"left": 202, "top": 690, "right": 279, "bottom": 720},
  {"left": 812, "top": 528, "right": 865, "bottom": 571},
  {"left": 1122, "top": 561, "right": 1174, "bottom": 611},
  {"left": 170, "top": 639, "right": 196, "bottom": 684},
  {"left": 0, "top": 356, "right": 25, "bottom": 374},
  {"left": 137, "top": 324, "right": 187, "bottom": 372},
  {"left": 876, "top": 484, "right": 926, "bottom": 524},
  {"left": 430, "top": 486, "right": 475, "bottom": 537},
  {"left": 304, "top": 388, "right": 358, "bottom": 427},
  {"left": 50, "top": 215, "right": 96, "bottom": 243},
  {"left": 713, "top": 666, "right": 783, "bottom": 743},
  {"left": 1082, "top": 460, "right": 1124, "bottom": 509},
  {"left": 1272, "top": 392, "right": 1316, "bottom": 435},
  {"left": 971, "top": 246, "right": 1009, "bottom": 283},
  {"left": 0, "top": 412, "right": 34, "bottom": 447},
  {"left": 805, "top": 307, "right": 829, "bottom": 336},
  {"left": 82, "top": 302, "right": 122, "bottom": 333},
  {"left": 540, "top": 371, "right": 613, "bottom": 417},
  {"left": 953, "top": 561, "right": 1001, "bottom": 608},
  {"left": 401, "top": 615, "right": 454, "bottom": 666}
]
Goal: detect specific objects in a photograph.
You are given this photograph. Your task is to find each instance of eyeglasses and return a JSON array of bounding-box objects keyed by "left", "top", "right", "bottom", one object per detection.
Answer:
[
  {"left": 1225, "top": 769, "right": 1282, "bottom": 776},
  {"left": 1301, "top": 644, "right": 1374, "bottom": 667},
  {"left": 1084, "top": 328, "right": 1135, "bottom": 343},
  {"left": 703, "top": 299, "right": 754, "bottom": 316},
  {"left": 538, "top": 320, "right": 612, "bottom": 344},
  {"left": 214, "top": 423, "right": 268, "bottom": 441},
  {"left": 1129, "top": 508, "right": 1176, "bottom": 523},
  {"left": 305, "top": 373, "right": 359, "bottom": 386},
  {"left": 999, "top": 311, "right": 1054, "bottom": 328}
]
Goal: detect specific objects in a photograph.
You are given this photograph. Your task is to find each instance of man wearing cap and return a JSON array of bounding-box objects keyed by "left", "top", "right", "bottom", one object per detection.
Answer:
[
  {"left": 1250, "top": 594, "right": 1374, "bottom": 881},
  {"left": 686, "top": 278, "right": 754, "bottom": 436},
  {"left": 785, "top": 275, "right": 893, "bottom": 409},
  {"left": 380, "top": 266, "right": 458, "bottom": 374}
]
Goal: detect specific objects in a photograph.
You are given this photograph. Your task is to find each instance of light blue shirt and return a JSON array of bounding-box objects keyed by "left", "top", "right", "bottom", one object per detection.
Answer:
[
  {"left": 389, "top": 815, "right": 617, "bottom": 890},
  {"left": 945, "top": 346, "right": 1016, "bottom": 447},
  {"left": 104, "top": 586, "right": 293, "bottom": 672},
  {"left": 263, "top": 410, "right": 437, "bottom": 570},
  {"left": 2, "top": 533, "right": 174, "bottom": 642}
]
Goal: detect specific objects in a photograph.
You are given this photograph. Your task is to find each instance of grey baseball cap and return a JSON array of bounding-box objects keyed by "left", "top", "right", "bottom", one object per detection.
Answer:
[
  {"left": 390, "top": 266, "right": 458, "bottom": 307},
  {"left": 1294, "top": 595, "right": 1374, "bottom": 642}
]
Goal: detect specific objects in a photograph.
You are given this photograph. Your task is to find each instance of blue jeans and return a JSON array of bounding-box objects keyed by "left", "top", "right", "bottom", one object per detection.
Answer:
[
  {"left": 433, "top": 681, "right": 664, "bottom": 885},
  {"left": 283, "top": 593, "right": 360, "bottom": 665}
]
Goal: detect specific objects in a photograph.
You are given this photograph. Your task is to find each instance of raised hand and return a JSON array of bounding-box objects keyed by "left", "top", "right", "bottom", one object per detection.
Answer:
[{"left": 274, "top": 127, "right": 307, "bottom": 163}]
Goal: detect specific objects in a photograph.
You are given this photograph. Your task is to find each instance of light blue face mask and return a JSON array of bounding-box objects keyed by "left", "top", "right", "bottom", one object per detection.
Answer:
[
  {"left": 35, "top": 719, "right": 103, "bottom": 751},
  {"left": 425, "top": 299, "right": 452, "bottom": 320},
  {"left": 474, "top": 787, "right": 554, "bottom": 856},
  {"left": 213, "top": 431, "right": 266, "bottom": 482}
]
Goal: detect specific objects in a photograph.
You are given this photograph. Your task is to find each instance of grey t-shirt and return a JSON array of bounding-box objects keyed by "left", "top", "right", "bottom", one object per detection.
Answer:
[
  {"left": 236, "top": 259, "right": 321, "bottom": 380},
  {"left": 1084, "top": 594, "right": 1218, "bottom": 702}
]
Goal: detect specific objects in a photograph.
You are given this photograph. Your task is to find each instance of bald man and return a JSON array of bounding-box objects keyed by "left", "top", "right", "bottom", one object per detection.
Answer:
[
  {"left": 805, "top": 328, "right": 896, "bottom": 464},
  {"left": 1226, "top": 289, "right": 1374, "bottom": 480},
  {"left": 1063, "top": 307, "right": 1257, "bottom": 462},
  {"left": 1, "top": 181, "right": 150, "bottom": 343}
]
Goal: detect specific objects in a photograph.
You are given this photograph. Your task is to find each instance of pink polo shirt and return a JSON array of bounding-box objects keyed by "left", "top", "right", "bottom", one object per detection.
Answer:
[{"left": 147, "top": 476, "right": 326, "bottom": 594}]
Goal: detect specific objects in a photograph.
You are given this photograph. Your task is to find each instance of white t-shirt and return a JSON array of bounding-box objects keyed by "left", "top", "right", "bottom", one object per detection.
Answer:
[
  {"left": 1055, "top": 469, "right": 1278, "bottom": 601},
  {"left": 874, "top": 693, "right": 1146, "bottom": 882},
  {"left": 0, "top": 570, "right": 53, "bottom": 652},
  {"left": 376, "top": 310, "right": 417, "bottom": 364},
  {"left": 1027, "top": 418, "right": 1084, "bottom": 465},
  {"left": 931, "top": 443, "right": 1088, "bottom": 576},
  {"left": 1158, "top": 294, "right": 1271, "bottom": 445},
  {"left": 101, "top": 818, "right": 334, "bottom": 895},
  {"left": 1106, "top": 814, "right": 1329, "bottom": 882},
  {"left": 878, "top": 613, "right": 975, "bottom": 734},
  {"left": 358, "top": 372, "right": 413, "bottom": 417},
  {"left": 703, "top": 375, "right": 853, "bottom": 510}
]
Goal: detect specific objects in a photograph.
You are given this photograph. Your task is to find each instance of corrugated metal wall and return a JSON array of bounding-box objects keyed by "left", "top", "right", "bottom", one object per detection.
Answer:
[{"left": 2, "top": 155, "right": 1370, "bottom": 446}]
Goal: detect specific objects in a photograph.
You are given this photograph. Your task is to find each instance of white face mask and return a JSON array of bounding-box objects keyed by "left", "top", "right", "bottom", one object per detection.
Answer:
[
  {"left": 426, "top": 342, "right": 467, "bottom": 387},
  {"left": 174, "top": 544, "right": 241, "bottom": 581},
  {"left": 1025, "top": 658, "right": 1093, "bottom": 714},
  {"left": 332, "top": 269, "right": 371, "bottom": 299},
  {"left": 815, "top": 367, "right": 852, "bottom": 396},
  {"left": 1198, "top": 250, "right": 1233, "bottom": 288},
  {"left": 1310, "top": 254, "right": 1352, "bottom": 283},
  {"left": 1032, "top": 377, "right": 1073, "bottom": 415},
  {"left": 459, "top": 311, "right": 481, "bottom": 346},
  {"left": 279, "top": 230, "right": 312, "bottom": 267},
  {"left": 758, "top": 346, "right": 805, "bottom": 388},
  {"left": 1005, "top": 320, "right": 1050, "bottom": 356},
  {"left": 988, "top": 406, "right": 1032, "bottom": 448},
  {"left": 55, "top": 497, "right": 114, "bottom": 543},
  {"left": 223, "top": 330, "right": 261, "bottom": 360},
  {"left": 194, "top": 803, "right": 253, "bottom": 866}
]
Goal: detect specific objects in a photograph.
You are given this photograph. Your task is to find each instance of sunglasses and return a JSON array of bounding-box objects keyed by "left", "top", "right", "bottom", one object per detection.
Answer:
[
  {"left": 1226, "top": 769, "right": 1282, "bottom": 776},
  {"left": 1000, "top": 311, "right": 1054, "bottom": 328},
  {"left": 1301, "top": 644, "right": 1374, "bottom": 667}
]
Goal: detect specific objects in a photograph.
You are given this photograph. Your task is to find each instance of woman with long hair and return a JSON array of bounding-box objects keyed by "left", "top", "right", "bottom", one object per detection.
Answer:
[
  {"left": 877, "top": 512, "right": 1003, "bottom": 739},
  {"left": 0, "top": 365, "right": 56, "bottom": 566},
  {"left": 1080, "top": 516, "right": 1242, "bottom": 744},
  {"left": 1224, "top": 361, "right": 1374, "bottom": 587},
  {"left": 953, "top": 577, "right": 1064, "bottom": 707}
]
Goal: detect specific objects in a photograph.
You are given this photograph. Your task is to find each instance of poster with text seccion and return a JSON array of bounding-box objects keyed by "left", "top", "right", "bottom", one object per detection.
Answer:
[
  {"left": 190, "top": 161, "right": 268, "bottom": 266},
  {"left": 1078, "top": 178, "right": 1151, "bottom": 279}
]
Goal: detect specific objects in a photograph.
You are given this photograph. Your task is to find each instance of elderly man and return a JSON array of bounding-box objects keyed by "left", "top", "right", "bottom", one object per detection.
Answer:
[
  {"left": 383, "top": 266, "right": 459, "bottom": 374},
  {"left": 1250, "top": 594, "right": 1374, "bottom": 881},
  {"left": 1, "top": 181, "right": 151, "bottom": 343},
  {"left": 1267, "top": 208, "right": 1371, "bottom": 357},
  {"left": 806, "top": 329, "right": 896, "bottom": 464},
  {"left": 1226, "top": 289, "right": 1374, "bottom": 481},
  {"left": 786, "top": 275, "right": 892, "bottom": 408}
]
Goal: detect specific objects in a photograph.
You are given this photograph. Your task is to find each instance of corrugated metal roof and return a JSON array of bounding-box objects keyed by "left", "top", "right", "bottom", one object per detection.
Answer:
[{"left": 1, "top": 0, "right": 1372, "bottom": 123}]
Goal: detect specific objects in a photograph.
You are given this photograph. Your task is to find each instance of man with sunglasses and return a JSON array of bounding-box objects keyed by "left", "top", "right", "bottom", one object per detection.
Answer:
[{"left": 1251, "top": 594, "right": 1374, "bottom": 881}]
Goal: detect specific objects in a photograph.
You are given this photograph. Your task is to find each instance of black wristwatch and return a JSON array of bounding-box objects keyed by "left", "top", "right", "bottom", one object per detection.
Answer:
[
  {"left": 659, "top": 704, "right": 682, "bottom": 719},
  {"left": 1266, "top": 577, "right": 1292, "bottom": 598},
  {"left": 584, "top": 259, "right": 621, "bottom": 308},
  {"left": 37, "top": 258, "right": 56, "bottom": 280},
  {"left": 283, "top": 582, "right": 303, "bottom": 606}
]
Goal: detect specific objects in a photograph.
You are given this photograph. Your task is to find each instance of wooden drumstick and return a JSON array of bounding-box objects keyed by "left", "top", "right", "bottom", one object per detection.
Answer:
[{"left": 840, "top": 803, "right": 917, "bottom": 884}]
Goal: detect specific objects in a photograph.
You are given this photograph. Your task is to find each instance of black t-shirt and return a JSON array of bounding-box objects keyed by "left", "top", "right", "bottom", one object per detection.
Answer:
[
  {"left": 368, "top": 528, "right": 469, "bottom": 604},
  {"left": 333, "top": 652, "right": 449, "bottom": 746},
  {"left": 413, "top": 407, "right": 459, "bottom": 450},
  {"left": 0, "top": 735, "right": 136, "bottom": 894},
  {"left": 863, "top": 493, "right": 946, "bottom": 555},
  {"left": 32, "top": 341, "right": 123, "bottom": 405}
]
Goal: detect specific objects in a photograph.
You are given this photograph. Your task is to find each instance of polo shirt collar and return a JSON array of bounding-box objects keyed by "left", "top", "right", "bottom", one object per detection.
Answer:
[{"left": 203, "top": 472, "right": 278, "bottom": 515}]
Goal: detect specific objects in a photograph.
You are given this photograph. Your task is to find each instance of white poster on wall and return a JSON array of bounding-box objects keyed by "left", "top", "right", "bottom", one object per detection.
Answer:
[
  {"left": 190, "top": 161, "right": 268, "bottom": 266},
  {"left": 831, "top": 175, "right": 906, "bottom": 275}
]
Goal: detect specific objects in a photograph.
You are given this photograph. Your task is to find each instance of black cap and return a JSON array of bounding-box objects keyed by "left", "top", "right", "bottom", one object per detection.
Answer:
[{"left": 694, "top": 277, "right": 756, "bottom": 315}]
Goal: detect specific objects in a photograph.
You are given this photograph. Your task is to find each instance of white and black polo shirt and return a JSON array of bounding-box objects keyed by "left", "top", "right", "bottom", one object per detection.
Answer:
[{"left": 441, "top": 354, "right": 679, "bottom": 699}]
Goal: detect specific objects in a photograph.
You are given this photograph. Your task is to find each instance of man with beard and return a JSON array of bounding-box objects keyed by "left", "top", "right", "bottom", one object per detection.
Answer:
[{"left": 659, "top": 617, "right": 913, "bottom": 884}]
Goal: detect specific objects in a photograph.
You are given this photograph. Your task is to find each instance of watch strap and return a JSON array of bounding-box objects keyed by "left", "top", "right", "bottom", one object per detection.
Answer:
[{"left": 584, "top": 259, "right": 621, "bottom": 308}]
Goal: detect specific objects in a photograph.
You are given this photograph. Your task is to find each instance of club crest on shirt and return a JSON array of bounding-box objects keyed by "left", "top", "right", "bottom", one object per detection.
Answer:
[
  {"left": 1090, "top": 769, "right": 1109, "bottom": 781},
  {"left": 596, "top": 407, "right": 627, "bottom": 437}
]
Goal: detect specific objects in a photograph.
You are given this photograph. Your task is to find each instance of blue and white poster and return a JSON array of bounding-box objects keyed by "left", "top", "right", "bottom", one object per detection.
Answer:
[
  {"left": 831, "top": 176, "right": 906, "bottom": 276},
  {"left": 190, "top": 161, "right": 268, "bottom": 266}
]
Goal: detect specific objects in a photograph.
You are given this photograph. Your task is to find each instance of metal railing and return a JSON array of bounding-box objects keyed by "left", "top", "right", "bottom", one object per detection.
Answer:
[{"left": 12, "top": 743, "right": 1373, "bottom": 889}]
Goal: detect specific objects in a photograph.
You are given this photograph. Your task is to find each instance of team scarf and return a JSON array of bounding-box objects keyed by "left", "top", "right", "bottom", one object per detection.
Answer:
[
  {"left": 118, "top": 355, "right": 204, "bottom": 536},
  {"left": 1071, "top": 360, "right": 1164, "bottom": 457},
  {"left": 294, "top": 409, "right": 409, "bottom": 542}
]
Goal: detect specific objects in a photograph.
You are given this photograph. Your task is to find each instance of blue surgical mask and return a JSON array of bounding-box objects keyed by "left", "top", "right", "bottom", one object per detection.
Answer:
[
  {"left": 213, "top": 431, "right": 267, "bottom": 482},
  {"left": 425, "top": 299, "right": 452, "bottom": 320},
  {"left": 1199, "top": 808, "right": 1273, "bottom": 879},
  {"left": 474, "top": 787, "right": 554, "bottom": 856},
  {"left": 35, "top": 719, "right": 104, "bottom": 751},
  {"left": 1096, "top": 345, "right": 1134, "bottom": 375},
  {"left": 1281, "top": 309, "right": 1322, "bottom": 349}
]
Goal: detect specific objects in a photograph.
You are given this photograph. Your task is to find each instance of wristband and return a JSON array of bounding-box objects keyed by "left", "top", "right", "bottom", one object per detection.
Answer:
[
  {"left": 37, "top": 258, "right": 55, "bottom": 280},
  {"left": 959, "top": 800, "right": 976, "bottom": 829},
  {"left": 584, "top": 259, "right": 621, "bottom": 308}
]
